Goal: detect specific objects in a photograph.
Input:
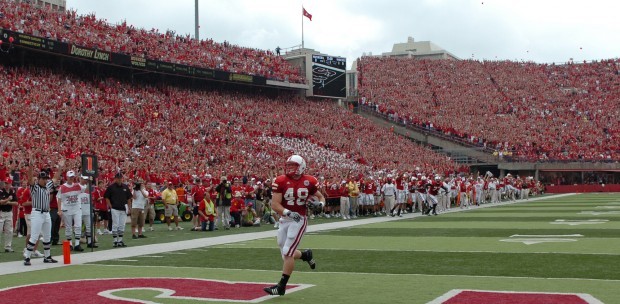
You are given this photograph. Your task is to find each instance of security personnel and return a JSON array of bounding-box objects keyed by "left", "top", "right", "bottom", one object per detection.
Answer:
[{"left": 104, "top": 172, "right": 132, "bottom": 248}]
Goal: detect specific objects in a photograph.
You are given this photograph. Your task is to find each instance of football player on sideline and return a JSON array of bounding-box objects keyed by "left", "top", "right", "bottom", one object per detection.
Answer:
[{"left": 264, "top": 155, "right": 326, "bottom": 297}]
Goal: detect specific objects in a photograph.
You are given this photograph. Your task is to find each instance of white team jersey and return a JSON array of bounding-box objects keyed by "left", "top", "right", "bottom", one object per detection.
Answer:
[
  {"left": 381, "top": 183, "right": 397, "bottom": 196},
  {"left": 58, "top": 182, "right": 82, "bottom": 214},
  {"left": 79, "top": 183, "right": 90, "bottom": 215}
]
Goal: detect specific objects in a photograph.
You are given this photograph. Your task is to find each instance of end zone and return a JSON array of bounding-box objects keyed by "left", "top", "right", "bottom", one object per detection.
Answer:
[{"left": 428, "top": 289, "right": 604, "bottom": 304}]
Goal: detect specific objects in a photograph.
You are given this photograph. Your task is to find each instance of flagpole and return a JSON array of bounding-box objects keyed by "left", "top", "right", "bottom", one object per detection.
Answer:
[{"left": 301, "top": 5, "right": 304, "bottom": 49}]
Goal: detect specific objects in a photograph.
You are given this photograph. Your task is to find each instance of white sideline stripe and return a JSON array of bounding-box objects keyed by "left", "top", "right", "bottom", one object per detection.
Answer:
[
  {"left": 0, "top": 193, "right": 577, "bottom": 276},
  {"left": 509, "top": 234, "right": 584, "bottom": 237},
  {"left": 163, "top": 252, "right": 187, "bottom": 255},
  {"left": 140, "top": 256, "right": 164, "bottom": 258},
  {"left": 113, "top": 259, "right": 138, "bottom": 262},
  {"left": 202, "top": 245, "right": 620, "bottom": 256},
  {"left": 90, "top": 264, "right": 620, "bottom": 283}
]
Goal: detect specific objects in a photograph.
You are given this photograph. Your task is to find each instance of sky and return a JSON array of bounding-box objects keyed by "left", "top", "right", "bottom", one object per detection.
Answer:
[{"left": 68, "top": 0, "right": 620, "bottom": 69}]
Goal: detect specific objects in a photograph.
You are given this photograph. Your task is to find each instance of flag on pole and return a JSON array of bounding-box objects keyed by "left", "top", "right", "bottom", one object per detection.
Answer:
[{"left": 303, "top": 7, "right": 312, "bottom": 21}]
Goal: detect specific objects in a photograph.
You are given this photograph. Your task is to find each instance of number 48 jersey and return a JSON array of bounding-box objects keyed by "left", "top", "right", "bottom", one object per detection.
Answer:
[{"left": 272, "top": 174, "right": 319, "bottom": 216}]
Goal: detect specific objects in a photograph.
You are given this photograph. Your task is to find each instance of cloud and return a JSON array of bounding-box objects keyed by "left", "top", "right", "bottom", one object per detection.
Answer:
[{"left": 68, "top": 0, "right": 620, "bottom": 69}]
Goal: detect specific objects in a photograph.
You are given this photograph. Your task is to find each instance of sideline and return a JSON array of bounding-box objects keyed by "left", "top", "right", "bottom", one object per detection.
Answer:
[{"left": 0, "top": 193, "right": 577, "bottom": 276}]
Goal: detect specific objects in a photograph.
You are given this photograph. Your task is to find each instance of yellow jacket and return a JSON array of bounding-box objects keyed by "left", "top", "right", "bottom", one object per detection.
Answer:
[{"left": 347, "top": 181, "right": 360, "bottom": 197}]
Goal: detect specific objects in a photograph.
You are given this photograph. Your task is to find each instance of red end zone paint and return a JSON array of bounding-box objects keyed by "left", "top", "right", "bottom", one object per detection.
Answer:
[
  {"left": 433, "top": 290, "right": 602, "bottom": 304},
  {"left": 0, "top": 278, "right": 307, "bottom": 303}
]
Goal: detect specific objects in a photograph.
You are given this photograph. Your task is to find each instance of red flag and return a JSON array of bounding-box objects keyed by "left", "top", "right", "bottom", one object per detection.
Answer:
[{"left": 302, "top": 7, "right": 312, "bottom": 21}]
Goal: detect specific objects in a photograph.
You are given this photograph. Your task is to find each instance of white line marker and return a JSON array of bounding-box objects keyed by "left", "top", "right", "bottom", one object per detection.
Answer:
[
  {"left": 550, "top": 219, "right": 608, "bottom": 226},
  {"left": 509, "top": 234, "right": 583, "bottom": 238},
  {"left": 500, "top": 238, "right": 578, "bottom": 245},
  {"left": 579, "top": 211, "right": 620, "bottom": 215},
  {"left": 140, "top": 256, "right": 164, "bottom": 258},
  {"left": 113, "top": 259, "right": 138, "bottom": 262}
]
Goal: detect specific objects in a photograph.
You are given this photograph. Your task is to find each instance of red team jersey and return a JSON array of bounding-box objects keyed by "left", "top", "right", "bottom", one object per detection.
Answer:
[
  {"left": 427, "top": 181, "right": 441, "bottom": 196},
  {"left": 363, "top": 182, "right": 375, "bottom": 195},
  {"left": 17, "top": 187, "right": 32, "bottom": 214},
  {"left": 272, "top": 174, "right": 319, "bottom": 216},
  {"left": 191, "top": 185, "right": 206, "bottom": 204}
]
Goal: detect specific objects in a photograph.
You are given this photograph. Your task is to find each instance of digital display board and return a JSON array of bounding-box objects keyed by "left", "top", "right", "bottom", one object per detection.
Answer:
[{"left": 311, "top": 54, "right": 346, "bottom": 98}]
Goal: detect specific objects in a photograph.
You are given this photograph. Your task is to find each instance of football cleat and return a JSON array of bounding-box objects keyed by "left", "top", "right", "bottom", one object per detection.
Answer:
[
  {"left": 24, "top": 258, "right": 31, "bottom": 266},
  {"left": 263, "top": 284, "right": 285, "bottom": 296},
  {"left": 43, "top": 256, "right": 58, "bottom": 263},
  {"left": 304, "top": 249, "right": 316, "bottom": 270}
]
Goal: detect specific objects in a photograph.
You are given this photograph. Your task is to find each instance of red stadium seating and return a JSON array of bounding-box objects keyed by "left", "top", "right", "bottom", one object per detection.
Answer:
[
  {"left": 0, "top": 0, "right": 304, "bottom": 83},
  {"left": 0, "top": 65, "right": 460, "bottom": 183},
  {"left": 358, "top": 57, "right": 619, "bottom": 161}
]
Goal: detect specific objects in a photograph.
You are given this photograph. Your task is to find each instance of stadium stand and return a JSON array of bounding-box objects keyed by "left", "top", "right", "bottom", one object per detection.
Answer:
[
  {"left": 357, "top": 57, "right": 620, "bottom": 162},
  {"left": 0, "top": 65, "right": 460, "bottom": 183},
  {"left": 0, "top": 0, "right": 304, "bottom": 83}
]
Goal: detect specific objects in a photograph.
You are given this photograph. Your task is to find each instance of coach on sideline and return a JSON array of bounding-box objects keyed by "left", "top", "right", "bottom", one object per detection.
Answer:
[{"left": 23, "top": 160, "right": 63, "bottom": 266}]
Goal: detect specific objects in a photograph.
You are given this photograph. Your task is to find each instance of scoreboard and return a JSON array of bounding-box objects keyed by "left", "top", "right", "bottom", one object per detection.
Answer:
[{"left": 311, "top": 55, "right": 346, "bottom": 98}]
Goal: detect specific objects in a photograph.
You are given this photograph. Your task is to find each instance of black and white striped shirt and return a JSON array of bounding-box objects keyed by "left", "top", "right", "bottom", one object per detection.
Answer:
[{"left": 30, "top": 180, "right": 55, "bottom": 212}]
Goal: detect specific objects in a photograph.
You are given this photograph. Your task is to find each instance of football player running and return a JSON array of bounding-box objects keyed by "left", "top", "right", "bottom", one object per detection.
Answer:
[{"left": 263, "top": 155, "right": 326, "bottom": 297}]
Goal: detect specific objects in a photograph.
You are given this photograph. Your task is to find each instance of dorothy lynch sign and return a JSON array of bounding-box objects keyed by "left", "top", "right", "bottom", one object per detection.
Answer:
[{"left": 70, "top": 45, "right": 111, "bottom": 62}]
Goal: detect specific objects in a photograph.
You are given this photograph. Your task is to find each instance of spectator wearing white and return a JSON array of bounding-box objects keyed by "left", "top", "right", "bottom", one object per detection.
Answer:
[
  {"left": 339, "top": 181, "right": 350, "bottom": 220},
  {"left": 488, "top": 178, "right": 499, "bottom": 204},
  {"left": 57, "top": 170, "right": 84, "bottom": 252},
  {"left": 131, "top": 181, "right": 148, "bottom": 239},
  {"left": 474, "top": 178, "right": 484, "bottom": 206},
  {"left": 440, "top": 177, "right": 451, "bottom": 212},
  {"left": 78, "top": 175, "right": 97, "bottom": 248},
  {"left": 381, "top": 177, "right": 397, "bottom": 216}
]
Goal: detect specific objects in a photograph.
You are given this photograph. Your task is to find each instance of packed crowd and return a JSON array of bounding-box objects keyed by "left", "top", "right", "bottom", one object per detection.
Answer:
[
  {"left": 0, "top": 0, "right": 304, "bottom": 83},
  {"left": 0, "top": 65, "right": 461, "bottom": 186},
  {"left": 358, "top": 57, "right": 620, "bottom": 161}
]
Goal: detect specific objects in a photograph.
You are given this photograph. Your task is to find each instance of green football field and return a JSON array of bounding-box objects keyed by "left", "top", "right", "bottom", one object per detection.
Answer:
[{"left": 1, "top": 193, "right": 619, "bottom": 303}]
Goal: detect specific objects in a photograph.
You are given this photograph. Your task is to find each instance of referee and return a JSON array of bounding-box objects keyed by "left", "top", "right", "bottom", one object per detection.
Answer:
[{"left": 24, "top": 162, "right": 63, "bottom": 266}]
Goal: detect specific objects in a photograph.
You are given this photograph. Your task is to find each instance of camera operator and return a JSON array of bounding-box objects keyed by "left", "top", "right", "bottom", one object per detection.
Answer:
[
  {"left": 214, "top": 176, "right": 232, "bottom": 230},
  {"left": 130, "top": 181, "right": 148, "bottom": 239}
]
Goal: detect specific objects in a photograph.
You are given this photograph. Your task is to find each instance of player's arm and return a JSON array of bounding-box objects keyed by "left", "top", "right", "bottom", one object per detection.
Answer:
[
  {"left": 197, "top": 202, "right": 207, "bottom": 218},
  {"left": 25, "top": 163, "right": 35, "bottom": 187},
  {"left": 270, "top": 192, "right": 286, "bottom": 216},
  {"left": 52, "top": 158, "right": 65, "bottom": 186},
  {"left": 313, "top": 190, "right": 326, "bottom": 206}
]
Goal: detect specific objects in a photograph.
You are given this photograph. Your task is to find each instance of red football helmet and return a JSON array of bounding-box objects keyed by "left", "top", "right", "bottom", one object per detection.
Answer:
[{"left": 285, "top": 155, "right": 306, "bottom": 177}]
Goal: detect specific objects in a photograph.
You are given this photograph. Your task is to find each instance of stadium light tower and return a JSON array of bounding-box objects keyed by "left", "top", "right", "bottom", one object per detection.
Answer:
[{"left": 194, "top": 0, "right": 199, "bottom": 40}]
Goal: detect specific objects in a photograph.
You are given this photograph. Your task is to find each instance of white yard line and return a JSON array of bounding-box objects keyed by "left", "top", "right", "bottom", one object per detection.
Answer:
[
  {"left": 0, "top": 193, "right": 577, "bottom": 276},
  {"left": 90, "top": 264, "right": 620, "bottom": 283}
]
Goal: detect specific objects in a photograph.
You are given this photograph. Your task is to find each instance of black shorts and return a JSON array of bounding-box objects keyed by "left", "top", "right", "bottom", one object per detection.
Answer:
[
  {"left": 193, "top": 206, "right": 199, "bottom": 216},
  {"left": 96, "top": 210, "right": 111, "bottom": 221},
  {"left": 326, "top": 197, "right": 339, "bottom": 207}
]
